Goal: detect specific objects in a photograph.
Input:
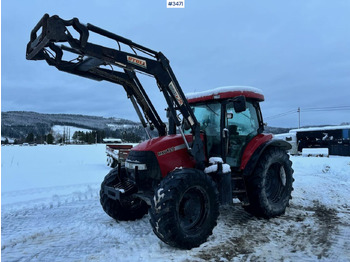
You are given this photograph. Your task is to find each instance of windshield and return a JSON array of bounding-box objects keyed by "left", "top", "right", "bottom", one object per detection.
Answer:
[{"left": 186, "top": 102, "right": 221, "bottom": 156}]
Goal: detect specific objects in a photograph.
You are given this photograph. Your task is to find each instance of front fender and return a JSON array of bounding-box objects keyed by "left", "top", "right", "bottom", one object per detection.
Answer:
[{"left": 241, "top": 136, "right": 291, "bottom": 176}]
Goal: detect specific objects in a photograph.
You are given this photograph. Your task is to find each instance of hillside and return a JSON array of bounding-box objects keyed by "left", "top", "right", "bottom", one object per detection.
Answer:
[
  {"left": 1, "top": 111, "right": 294, "bottom": 143},
  {"left": 1, "top": 111, "right": 142, "bottom": 140},
  {"left": 264, "top": 126, "right": 291, "bottom": 134}
]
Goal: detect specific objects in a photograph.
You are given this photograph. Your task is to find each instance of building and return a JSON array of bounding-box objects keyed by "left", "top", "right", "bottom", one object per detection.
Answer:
[{"left": 275, "top": 125, "right": 350, "bottom": 156}]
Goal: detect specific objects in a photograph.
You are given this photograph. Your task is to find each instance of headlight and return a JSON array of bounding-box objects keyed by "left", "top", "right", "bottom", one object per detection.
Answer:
[{"left": 125, "top": 161, "right": 147, "bottom": 171}]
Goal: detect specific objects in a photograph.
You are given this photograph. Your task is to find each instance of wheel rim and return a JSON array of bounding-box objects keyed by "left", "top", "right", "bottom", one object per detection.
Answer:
[
  {"left": 265, "top": 163, "right": 287, "bottom": 203},
  {"left": 178, "top": 187, "right": 209, "bottom": 231},
  {"left": 120, "top": 195, "right": 144, "bottom": 211}
]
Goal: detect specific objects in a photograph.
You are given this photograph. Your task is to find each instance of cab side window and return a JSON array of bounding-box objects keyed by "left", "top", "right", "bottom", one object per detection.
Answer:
[
  {"left": 192, "top": 103, "right": 221, "bottom": 157},
  {"left": 226, "top": 101, "right": 259, "bottom": 166}
]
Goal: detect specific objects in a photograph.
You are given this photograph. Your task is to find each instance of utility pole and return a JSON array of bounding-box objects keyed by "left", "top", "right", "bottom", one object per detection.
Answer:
[{"left": 297, "top": 107, "right": 301, "bottom": 128}]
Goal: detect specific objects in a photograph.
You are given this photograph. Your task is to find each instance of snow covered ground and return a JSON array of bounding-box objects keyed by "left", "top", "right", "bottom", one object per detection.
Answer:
[{"left": 1, "top": 145, "right": 350, "bottom": 261}]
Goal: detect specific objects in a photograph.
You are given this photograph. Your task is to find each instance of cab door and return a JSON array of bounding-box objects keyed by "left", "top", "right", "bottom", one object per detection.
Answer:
[
  {"left": 190, "top": 102, "right": 222, "bottom": 158},
  {"left": 225, "top": 101, "right": 260, "bottom": 167}
]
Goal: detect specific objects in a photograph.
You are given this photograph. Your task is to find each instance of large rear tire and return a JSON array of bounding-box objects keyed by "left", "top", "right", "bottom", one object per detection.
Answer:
[
  {"left": 150, "top": 169, "right": 219, "bottom": 249},
  {"left": 244, "top": 147, "right": 294, "bottom": 218},
  {"left": 100, "top": 167, "right": 149, "bottom": 221}
]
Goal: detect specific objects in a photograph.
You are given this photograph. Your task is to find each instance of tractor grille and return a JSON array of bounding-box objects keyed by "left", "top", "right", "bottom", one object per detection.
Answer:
[{"left": 126, "top": 150, "right": 161, "bottom": 191}]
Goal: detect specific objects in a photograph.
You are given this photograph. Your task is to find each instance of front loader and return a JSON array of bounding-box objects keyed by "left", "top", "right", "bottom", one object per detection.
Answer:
[{"left": 26, "top": 14, "right": 294, "bottom": 249}]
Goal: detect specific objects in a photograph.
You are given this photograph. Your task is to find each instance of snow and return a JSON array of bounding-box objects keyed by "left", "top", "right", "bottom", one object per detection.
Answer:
[
  {"left": 107, "top": 124, "right": 136, "bottom": 129},
  {"left": 1, "top": 137, "right": 15, "bottom": 143},
  {"left": 2, "top": 145, "right": 350, "bottom": 261},
  {"left": 153, "top": 188, "right": 165, "bottom": 212},
  {"left": 186, "top": 86, "right": 263, "bottom": 100},
  {"left": 205, "top": 157, "right": 231, "bottom": 174},
  {"left": 204, "top": 164, "right": 230, "bottom": 174},
  {"left": 1, "top": 145, "right": 108, "bottom": 209},
  {"left": 290, "top": 125, "right": 350, "bottom": 133},
  {"left": 302, "top": 148, "right": 329, "bottom": 157},
  {"left": 209, "top": 157, "right": 224, "bottom": 164},
  {"left": 51, "top": 125, "right": 92, "bottom": 141}
]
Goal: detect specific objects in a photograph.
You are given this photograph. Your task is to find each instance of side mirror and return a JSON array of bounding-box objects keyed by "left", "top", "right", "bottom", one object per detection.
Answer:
[{"left": 232, "top": 96, "right": 246, "bottom": 113}]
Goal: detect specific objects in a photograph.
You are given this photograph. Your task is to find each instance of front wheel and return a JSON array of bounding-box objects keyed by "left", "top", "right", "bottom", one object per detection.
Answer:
[
  {"left": 244, "top": 147, "right": 294, "bottom": 218},
  {"left": 110, "top": 159, "right": 118, "bottom": 168},
  {"left": 149, "top": 169, "right": 219, "bottom": 249},
  {"left": 100, "top": 167, "right": 149, "bottom": 221}
]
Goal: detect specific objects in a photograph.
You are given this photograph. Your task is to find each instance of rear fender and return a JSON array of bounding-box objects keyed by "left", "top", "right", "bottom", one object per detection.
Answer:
[{"left": 241, "top": 137, "right": 291, "bottom": 176}]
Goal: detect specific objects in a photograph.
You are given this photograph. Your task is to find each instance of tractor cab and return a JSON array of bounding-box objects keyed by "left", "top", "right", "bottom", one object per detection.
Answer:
[{"left": 186, "top": 86, "right": 265, "bottom": 168}]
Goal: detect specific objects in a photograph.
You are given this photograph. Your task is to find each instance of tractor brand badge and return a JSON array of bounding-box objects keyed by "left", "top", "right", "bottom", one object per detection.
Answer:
[
  {"left": 127, "top": 56, "right": 147, "bottom": 68},
  {"left": 158, "top": 147, "right": 175, "bottom": 156},
  {"left": 158, "top": 144, "right": 186, "bottom": 156},
  {"left": 169, "top": 81, "right": 184, "bottom": 106}
]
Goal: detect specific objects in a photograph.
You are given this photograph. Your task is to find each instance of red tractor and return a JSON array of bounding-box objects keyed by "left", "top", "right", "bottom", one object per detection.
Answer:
[{"left": 27, "top": 14, "right": 294, "bottom": 249}]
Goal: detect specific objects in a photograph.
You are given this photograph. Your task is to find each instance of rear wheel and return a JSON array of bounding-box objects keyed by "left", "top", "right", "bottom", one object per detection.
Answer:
[
  {"left": 100, "top": 167, "right": 149, "bottom": 221},
  {"left": 150, "top": 169, "right": 219, "bottom": 249},
  {"left": 244, "top": 147, "right": 294, "bottom": 218}
]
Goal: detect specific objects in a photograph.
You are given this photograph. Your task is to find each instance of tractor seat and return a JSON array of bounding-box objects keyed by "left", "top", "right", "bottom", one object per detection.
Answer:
[{"left": 228, "top": 125, "right": 239, "bottom": 136}]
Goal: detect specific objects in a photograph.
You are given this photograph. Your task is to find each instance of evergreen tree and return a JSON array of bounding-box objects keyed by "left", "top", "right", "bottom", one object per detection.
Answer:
[
  {"left": 26, "top": 133, "right": 35, "bottom": 143},
  {"left": 46, "top": 133, "right": 54, "bottom": 144},
  {"left": 122, "top": 131, "right": 142, "bottom": 143}
]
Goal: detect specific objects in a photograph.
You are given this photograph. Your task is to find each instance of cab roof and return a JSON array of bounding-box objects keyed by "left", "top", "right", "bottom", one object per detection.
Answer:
[{"left": 186, "top": 86, "right": 264, "bottom": 104}]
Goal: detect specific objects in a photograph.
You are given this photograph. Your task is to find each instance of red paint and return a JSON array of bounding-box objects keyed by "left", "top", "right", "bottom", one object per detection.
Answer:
[
  {"left": 132, "top": 135, "right": 197, "bottom": 177},
  {"left": 107, "top": 144, "right": 133, "bottom": 150},
  {"left": 187, "top": 91, "right": 264, "bottom": 104},
  {"left": 132, "top": 133, "right": 272, "bottom": 175},
  {"left": 240, "top": 134, "right": 273, "bottom": 170}
]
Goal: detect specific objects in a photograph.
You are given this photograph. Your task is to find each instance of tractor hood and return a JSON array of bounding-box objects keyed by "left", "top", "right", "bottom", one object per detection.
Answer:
[
  {"left": 131, "top": 135, "right": 196, "bottom": 177},
  {"left": 132, "top": 134, "right": 191, "bottom": 154}
]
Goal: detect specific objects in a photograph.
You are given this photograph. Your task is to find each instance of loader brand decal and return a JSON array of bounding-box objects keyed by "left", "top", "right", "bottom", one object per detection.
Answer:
[
  {"left": 127, "top": 56, "right": 147, "bottom": 68},
  {"left": 169, "top": 81, "right": 184, "bottom": 106},
  {"left": 157, "top": 144, "right": 186, "bottom": 156}
]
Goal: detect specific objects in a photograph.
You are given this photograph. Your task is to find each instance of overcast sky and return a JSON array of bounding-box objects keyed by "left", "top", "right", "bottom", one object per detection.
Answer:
[{"left": 2, "top": 0, "right": 350, "bottom": 128}]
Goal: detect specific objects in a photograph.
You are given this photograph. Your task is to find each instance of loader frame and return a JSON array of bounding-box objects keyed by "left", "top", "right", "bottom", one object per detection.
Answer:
[{"left": 26, "top": 14, "right": 205, "bottom": 169}]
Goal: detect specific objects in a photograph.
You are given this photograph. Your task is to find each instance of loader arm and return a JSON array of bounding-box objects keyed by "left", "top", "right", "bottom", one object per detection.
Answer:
[{"left": 26, "top": 14, "right": 205, "bottom": 169}]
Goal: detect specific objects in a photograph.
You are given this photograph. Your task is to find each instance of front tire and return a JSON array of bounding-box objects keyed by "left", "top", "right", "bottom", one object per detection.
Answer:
[
  {"left": 106, "top": 156, "right": 111, "bottom": 167},
  {"left": 110, "top": 159, "right": 118, "bottom": 168},
  {"left": 100, "top": 167, "right": 149, "bottom": 221},
  {"left": 150, "top": 169, "right": 219, "bottom": 249},
  {"left": 244, "top": 147, "right": 294, "bottom": 218}
]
